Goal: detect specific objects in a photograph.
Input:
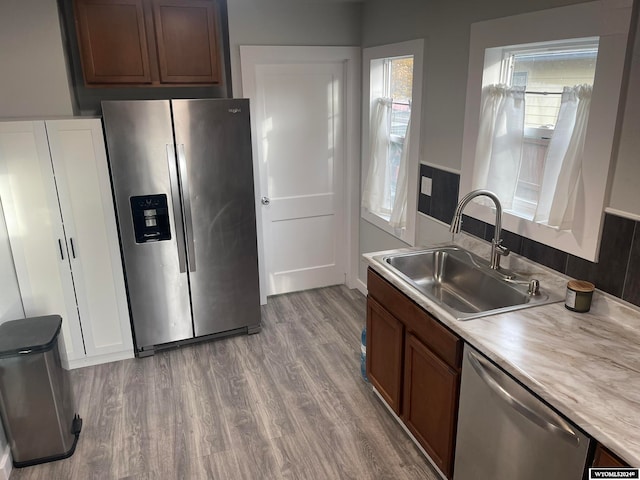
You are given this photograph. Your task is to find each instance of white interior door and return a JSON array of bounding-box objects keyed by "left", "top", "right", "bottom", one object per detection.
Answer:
[{"left": 242, "top": 46, "right": 360, "bottom": 299}]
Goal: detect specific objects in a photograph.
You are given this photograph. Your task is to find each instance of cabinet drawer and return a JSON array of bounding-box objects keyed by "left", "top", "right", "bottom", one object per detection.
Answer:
[{"left": 368, "top": 268, "right": 461, "bottom": 369}]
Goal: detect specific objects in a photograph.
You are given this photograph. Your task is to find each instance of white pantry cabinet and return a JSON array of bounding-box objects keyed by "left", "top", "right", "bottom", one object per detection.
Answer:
[{"left": 0, "top": 118, "right": 133, "bottom": 368}]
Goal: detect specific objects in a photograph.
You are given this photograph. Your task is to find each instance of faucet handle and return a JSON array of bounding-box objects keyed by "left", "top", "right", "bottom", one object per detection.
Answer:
[{"left": 494, "top": 239, "right": 510, "bottom": 257}]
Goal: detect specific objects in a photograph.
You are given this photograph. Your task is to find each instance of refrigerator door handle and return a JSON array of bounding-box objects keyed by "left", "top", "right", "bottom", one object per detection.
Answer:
[
  {"left": 177, "top": 144, "right": 196, "bottom": 272},
  {"left": 166, "top": 144, "right": 188, "bottom": 273}
]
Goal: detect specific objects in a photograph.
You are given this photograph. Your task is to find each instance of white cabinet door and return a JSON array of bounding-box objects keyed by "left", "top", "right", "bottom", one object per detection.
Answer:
[
  {"left": 45, "top": 119, "right": 133, "bottom": 363},
  {"left": 0, "top": 121, "right": 85, "bottom": 363},
  {"left": 0, "top": 196, "right": 25, "bottom": 324},
  {"left": 0, "top": 119, "right": 133, "bottom": 368}
]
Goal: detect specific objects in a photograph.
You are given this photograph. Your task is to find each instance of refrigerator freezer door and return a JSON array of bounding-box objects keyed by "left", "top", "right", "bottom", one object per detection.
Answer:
[
  {"left": 102, "top": 100, "right": 193, "bottom": 350},
  {"left": 172, "top": 99, "right": 261, "bottom": 336}
]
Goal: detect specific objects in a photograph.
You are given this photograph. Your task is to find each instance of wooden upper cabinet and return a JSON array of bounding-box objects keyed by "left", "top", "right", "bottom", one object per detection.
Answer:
[
  {"left": 152, "top": 0, "right": 220, "bottom": 84},
  {"left": 75, "top": 0, "right": 152, "bottom": 84},
  {"left": 73, "top": 0, "right": 222, "bottom": 86}
]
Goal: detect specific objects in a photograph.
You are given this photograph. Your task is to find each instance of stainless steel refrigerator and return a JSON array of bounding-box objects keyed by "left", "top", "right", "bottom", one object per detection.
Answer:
[{"left": 102, "top": 99, "right": 261, "bottom": 356}]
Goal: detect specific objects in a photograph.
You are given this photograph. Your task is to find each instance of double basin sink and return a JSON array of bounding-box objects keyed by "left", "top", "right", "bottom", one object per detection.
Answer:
[{"left": 376, "top": 246, "right": 563, "bottom": 320}]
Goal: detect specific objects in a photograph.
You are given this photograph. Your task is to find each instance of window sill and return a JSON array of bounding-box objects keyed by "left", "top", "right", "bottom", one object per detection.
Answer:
[
  {"left": 460, "top": 201, "right": 600, "bottom": 261},
  {"left": 361, "top": 208, "right": 414, "bottom": 246}
]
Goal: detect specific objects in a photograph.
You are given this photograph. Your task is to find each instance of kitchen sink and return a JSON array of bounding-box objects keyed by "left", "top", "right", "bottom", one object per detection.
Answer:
[{"left": 378, "top": 246, "right": 563, "bottom": 320}]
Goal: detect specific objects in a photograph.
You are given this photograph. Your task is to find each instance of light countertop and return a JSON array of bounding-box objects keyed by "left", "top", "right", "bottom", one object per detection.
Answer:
[{"left": 363, "top": 237, "right": 640, "bottom": 466}]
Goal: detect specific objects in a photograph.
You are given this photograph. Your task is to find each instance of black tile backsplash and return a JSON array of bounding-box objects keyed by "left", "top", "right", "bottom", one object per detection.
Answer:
[
  {"left": 429, "top": 169, "right": 459, "bottom": 224},
  {"left": 418, "top": 164, "right": 433, "bottom": 217},
  {"left": 422, "top": 166, "right": 640, "bottom": 309},
  {"left": 566, "top": 255, "right": 599, "bottom": 285},
  {"left": 500, "top": 230, "right": 524, "bottom": 256},
  {"left": 420, "top": 164, "right": 434, "bottom": 179},
  {"left": 460, "top": 214, "right": 486, "bottom": 239},
  {"left": 417, "top": 163, "right": 457, "bottom": 222},
  {"left": 623, "top": 228, "right": 640, "bottom": 305},
  {"left": 418, "top": 194, "right": 431, "bottom": 217},
  {"left": 596, "top": 215, "right": 635, "bottom": 297},
  {"left": 521, "top": 238, "right": 568, "bottom": 273}
]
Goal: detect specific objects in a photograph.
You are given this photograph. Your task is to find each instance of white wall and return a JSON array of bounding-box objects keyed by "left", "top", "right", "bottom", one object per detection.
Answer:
[
  {"left": 0, "top": 0, "right": 74, "bottom": 118},
  {"left": 227, "top": 0, "right": 362, "bottom": 96}
]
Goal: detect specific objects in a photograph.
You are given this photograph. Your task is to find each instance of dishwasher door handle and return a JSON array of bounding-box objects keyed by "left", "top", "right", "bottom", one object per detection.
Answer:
[{"left": 467, "top": 349, "right": 581, "bottom": 447}]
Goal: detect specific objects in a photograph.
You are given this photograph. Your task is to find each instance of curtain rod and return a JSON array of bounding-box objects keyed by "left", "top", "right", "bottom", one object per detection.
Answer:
[{"left": 525, "top": 91, "right": 562, "bottom": 95}]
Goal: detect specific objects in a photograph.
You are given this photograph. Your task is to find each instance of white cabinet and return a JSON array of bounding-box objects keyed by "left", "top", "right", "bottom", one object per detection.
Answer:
[
  {"left": 0, "top": 119, "right": 133, "bottom": 368},
  {"left": 0, "top": 197, "right": 24, "bottom": 324}
]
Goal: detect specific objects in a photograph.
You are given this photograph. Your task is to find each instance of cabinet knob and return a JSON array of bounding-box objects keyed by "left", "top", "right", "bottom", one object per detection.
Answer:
[{"left": 261, "top": 196, "right": 270, "bottom": 206}]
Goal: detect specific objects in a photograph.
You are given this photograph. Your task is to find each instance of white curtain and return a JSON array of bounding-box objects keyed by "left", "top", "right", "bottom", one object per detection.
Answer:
[
  {"left": 534, "top": 84, "right": 592, "bottom": 229},
  {"left": 471, "top": 84, "right": 525, "bottom": 209},
  {"left": 362, "top": 98, "right": 392, "bottom": 215},
  {"left": 389, "top": 114, "right": 411, "bottom": 229}
]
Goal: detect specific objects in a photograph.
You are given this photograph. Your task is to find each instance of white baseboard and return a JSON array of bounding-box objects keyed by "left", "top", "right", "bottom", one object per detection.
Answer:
[
  {"left": 67, "top": 349, "right": 134, "bottom": 370},
  {"left": 0, "top": 444, "right": 12, "bottom": 480},
  {"left": 356, "top": 278, "right": 368, "bottom": 296}
]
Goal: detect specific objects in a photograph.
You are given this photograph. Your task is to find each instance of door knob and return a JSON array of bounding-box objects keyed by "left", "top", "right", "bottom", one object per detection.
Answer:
[{"left": 261, "top": 196, "right": 270, "bottom": 205}]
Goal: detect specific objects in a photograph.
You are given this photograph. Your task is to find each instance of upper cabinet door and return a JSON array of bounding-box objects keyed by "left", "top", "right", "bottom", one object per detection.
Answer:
[
  {"left": 74, "top": 0, "right": 152, "bottom": 84},
  {"left": 152, "top": 0, "right": 221, "bottom": 84}
]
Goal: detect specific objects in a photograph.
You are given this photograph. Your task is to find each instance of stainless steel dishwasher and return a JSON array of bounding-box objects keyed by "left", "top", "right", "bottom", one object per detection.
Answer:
[{"left": 453, "top": 345, "right": 590, "bottom": 480}]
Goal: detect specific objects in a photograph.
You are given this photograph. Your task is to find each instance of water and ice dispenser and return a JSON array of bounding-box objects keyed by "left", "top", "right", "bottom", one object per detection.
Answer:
[{"left": 130, "top": 194, "right": 171, "bottom": 243}]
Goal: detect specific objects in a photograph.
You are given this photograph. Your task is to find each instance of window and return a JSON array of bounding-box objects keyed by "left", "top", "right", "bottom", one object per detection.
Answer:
[
  {"left": 510, "top": 46, "right": 599, "bottom": 129},
  {"left": 460, "top": 0, "right": 633, "bottom": 261},
  {"left": 503, "top": 41, "right": 599, "bottom": 218},
  {"left": 362, "top": 40, "right": 424, "bottom": 245},
  {"left": 368, "top": 56, "right": 413, "bottom": 218}
]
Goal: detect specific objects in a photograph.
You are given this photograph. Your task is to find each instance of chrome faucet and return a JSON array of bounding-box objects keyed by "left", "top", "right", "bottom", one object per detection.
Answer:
[{"left": 450, "top": 189, "right": 509, "bottom": 270}]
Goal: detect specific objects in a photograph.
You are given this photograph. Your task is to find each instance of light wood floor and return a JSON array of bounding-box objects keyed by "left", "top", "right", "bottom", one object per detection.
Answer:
[{"left": 10, "top": 286, "right": 438, "bottom": 480}]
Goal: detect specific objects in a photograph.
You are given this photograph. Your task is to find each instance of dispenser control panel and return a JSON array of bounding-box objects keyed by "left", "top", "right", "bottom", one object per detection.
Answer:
[{"left": 130, "top": 194, "right": 171, "bottom": 243}]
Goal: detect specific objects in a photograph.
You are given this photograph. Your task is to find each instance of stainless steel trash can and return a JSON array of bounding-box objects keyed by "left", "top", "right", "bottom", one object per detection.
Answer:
[{"left": 0, "top": 315, "right": 82, "bottom": 467}]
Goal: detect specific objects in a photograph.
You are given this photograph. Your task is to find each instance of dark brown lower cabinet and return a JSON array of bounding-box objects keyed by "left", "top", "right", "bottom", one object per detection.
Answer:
[
  {"left": 403, "top": 333, "right": 460, "bottom": 478},
  {"left": 593, "top": 444, "right": 628, "bottom": 467},
  {"left": 366, "top": 268, "right": 462, "bottom": 479},
  {"left": 366, "top": 297, "right": 404, "bottom": 414}
]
